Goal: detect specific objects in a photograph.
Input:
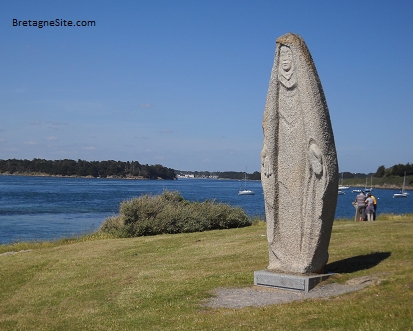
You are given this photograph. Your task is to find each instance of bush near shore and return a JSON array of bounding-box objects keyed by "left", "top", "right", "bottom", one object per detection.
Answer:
[{"left": 100, "top": 190, "right": 251, "bottom": 237}]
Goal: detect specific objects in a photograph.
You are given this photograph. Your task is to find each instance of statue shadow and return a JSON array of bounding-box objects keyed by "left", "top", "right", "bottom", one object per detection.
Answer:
[{"left": 326, "top": 252, "right": 391, "bottom": 274}]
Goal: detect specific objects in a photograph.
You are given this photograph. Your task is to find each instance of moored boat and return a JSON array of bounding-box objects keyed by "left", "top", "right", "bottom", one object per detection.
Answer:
[
  {"left": 238, "top": 166, "right": 255, "bottom": 196},
  {"left": 364, "top": 176, "right": 373, "bottom": 192},
  {"left": 393, "top": 172, "right": 409, "bottom": 198},
  {"left": 238, "top": 189, "right": 255, "bottom": 196},
  {"left": 338, "top": 173, "right": 350, "bottom": 190}
]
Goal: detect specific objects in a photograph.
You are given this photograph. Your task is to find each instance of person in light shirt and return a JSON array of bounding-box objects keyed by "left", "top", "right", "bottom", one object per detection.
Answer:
[
  {"left": 367, "top": 193, "right": 377, "bottom": 221},
  {"left": 365, "top": 193, "right": 375, "bottom": 222}
]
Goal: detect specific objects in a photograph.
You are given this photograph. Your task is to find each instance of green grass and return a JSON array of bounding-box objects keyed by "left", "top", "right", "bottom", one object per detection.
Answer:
[{"left": 1, "top": 215, "right": 413, "bottom": 330}]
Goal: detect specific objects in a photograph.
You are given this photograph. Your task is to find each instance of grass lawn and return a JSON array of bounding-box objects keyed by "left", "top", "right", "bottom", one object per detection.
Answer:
[{"left": 1, "top": 215, "right": 413, "bottom": 330}]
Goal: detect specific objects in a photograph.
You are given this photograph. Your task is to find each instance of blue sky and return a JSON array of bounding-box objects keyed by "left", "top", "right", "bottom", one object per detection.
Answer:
[{"left": 1, "top": 1, "right": 412, "bottom": 173}]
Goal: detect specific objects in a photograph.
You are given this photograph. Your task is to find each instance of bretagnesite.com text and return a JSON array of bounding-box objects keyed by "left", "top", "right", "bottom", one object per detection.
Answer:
[{"left": 12, "top": 18, "right": 96, "bottom": 29}]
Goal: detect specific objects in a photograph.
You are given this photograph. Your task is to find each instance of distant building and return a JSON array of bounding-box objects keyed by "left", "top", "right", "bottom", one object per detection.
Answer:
[{"left": 177, "top": 174, "right": 195, "bottom": 179}]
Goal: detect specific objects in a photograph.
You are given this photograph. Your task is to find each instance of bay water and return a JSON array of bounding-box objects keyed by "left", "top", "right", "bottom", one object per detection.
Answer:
[{"left": 1, "top": 175, "right": 412, "bottom": 245}]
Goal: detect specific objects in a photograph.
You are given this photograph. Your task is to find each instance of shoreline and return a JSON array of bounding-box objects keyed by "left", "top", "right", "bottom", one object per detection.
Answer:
[
  {"left": 0, "top": 172, "right": 171, "bottom": 180},
  {"left": 1, "top": 172, "right": 410, "bottom": 189},
  {"left": 1, "top": 172, "right": 411, "bottom": 189},
  {"left": 348, "top": 184, "right": 412, "bottom": 190}
]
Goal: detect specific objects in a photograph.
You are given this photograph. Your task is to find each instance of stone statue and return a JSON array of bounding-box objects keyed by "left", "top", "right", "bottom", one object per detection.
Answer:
[{"left": 261, "top": 33, "right": 339, "bottom": 274}]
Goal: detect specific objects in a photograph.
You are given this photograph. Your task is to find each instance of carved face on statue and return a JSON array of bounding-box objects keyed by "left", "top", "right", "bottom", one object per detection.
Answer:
[
  {"left": 280, "top": 46, "right": 293, "bottom": 72},
  {"left": 278, "top": 46, "right": 296, "bottom": 87}
]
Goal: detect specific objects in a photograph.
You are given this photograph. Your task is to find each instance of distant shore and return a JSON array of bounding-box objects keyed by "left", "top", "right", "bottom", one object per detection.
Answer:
[{"left": 0, "top": 172, "right": 163, "bottom": 180}]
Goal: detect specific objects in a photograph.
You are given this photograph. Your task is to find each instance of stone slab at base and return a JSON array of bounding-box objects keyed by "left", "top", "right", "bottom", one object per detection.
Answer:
[{"left": 254, "top": 270, "right": 332, "bottom": 292}]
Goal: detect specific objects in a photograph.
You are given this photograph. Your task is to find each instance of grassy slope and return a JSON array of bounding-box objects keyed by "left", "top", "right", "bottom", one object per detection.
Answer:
[{"left": 1, "top": 216, "right": 413, "bottom": 330}]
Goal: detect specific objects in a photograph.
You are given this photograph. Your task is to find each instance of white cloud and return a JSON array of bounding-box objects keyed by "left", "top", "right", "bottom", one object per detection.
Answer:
[
  {"left": 24, "top": 141, "right": 38, "bottom": 145},
  {"left": 46, "top": 136, "right": 58, "bottom": 141}
]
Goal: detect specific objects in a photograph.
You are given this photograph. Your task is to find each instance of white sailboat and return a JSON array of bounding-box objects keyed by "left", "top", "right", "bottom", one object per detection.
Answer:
[
  {"left": 353, "top": 176, "right": 373, "bottom": 193},
  {"left": 338, "top": 172, "right": 349, "bottom": 190},
  {"left": 393, "top": 172, "right": 409, "bottom": 198},
  {"left": 238, "top": 167, "right": 255, "bottom": 195},
  {"left": 364, "top": 175, "right": 373, "bottom": 192}
]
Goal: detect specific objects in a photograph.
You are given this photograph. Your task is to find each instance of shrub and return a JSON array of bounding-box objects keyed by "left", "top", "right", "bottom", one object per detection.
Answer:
[{"left": 100, "top": 190, "right": 251, "bottom": 237}]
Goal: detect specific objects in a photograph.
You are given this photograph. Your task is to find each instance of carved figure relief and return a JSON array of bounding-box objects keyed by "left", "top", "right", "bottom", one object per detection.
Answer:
[{"left": 261, "top": 33, "right": 338, "bottom": 274}]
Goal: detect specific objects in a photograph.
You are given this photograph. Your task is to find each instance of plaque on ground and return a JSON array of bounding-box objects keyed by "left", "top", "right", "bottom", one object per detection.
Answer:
[{"left": 257, "top": 32, "right": 338, "bottom": 290}]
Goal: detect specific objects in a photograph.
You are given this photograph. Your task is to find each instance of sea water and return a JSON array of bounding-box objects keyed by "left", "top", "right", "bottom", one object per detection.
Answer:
[{"left": 0, "top": 175, "right": 412, "bottom": 244}]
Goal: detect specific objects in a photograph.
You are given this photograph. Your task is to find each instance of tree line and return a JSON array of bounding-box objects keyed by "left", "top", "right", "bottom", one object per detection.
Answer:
[
  {"left": 193, "top": 163, "right": 412, "bottom": 181},
  {"left": 0, "top": 158, "right": 176, "bottom": 180},
  {"left": 217, "top": 171, "right": 261, "bottom": 180},
  {"left": 2, "top": 158, "right": 410, "bottom": 181},
  {"left": 374, "top": 163, "right": 413, "bottom": 178}
]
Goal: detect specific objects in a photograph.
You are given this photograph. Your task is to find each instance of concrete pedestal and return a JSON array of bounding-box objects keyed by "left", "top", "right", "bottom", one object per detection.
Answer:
[{"left": 254, "top": 270, "right": 332, "bottom": 292}]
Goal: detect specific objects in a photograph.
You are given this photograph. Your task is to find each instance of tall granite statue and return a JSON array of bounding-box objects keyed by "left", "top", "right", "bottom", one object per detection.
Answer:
[{"left": 261, "top": 33, "right": 338, "bottom": 274}]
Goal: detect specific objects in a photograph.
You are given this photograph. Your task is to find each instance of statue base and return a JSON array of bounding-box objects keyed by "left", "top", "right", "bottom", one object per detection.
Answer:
[{"left": 254, "top": 270, "right": 332, "bottom": 292}]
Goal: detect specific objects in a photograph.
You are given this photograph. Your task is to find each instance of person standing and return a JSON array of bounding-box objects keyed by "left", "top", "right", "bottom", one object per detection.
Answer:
[
  {"left": 354, "top": 191, "right": 366, "bottom": 222},
  {"left": 369, "top": 193, "right": 377, "bottom": 220},
  {"left": 365, "top": 193, "right": 375, "bottom": 222}
]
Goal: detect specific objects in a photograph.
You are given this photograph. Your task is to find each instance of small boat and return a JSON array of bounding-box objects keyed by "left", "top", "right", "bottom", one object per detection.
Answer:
[
  {"left": 338, "top": 173, "right": 350, "bottom": 190},
  {"left": 364, "top": 176, "right": 373, "bottom": 192},
  {"left": 238, "top": 189, "right": 255, "bottom": 196},
  {"left": 393, "top": 192, "right": 408, "bottom": 198},
  {"left": 338, "top": 190, "right": 345, "bottom": 195},
  {"left": 238, "top": 167, "right": 255, "bottom": 195},
  {"left": 353, "top": 176, "right": 373, "bottom": 193},
  {"left": 393, "top": 172, "right": 409, "bottom": 198}
]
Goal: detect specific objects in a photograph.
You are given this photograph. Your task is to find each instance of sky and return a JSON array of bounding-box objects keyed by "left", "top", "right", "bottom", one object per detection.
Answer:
[{"left": 1, "top": 1, "right": 412, "bottom": 173}]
